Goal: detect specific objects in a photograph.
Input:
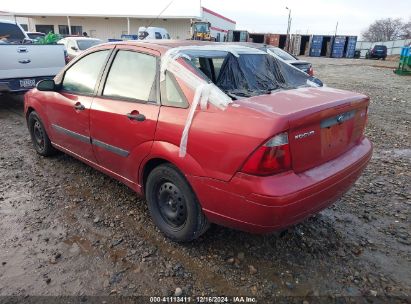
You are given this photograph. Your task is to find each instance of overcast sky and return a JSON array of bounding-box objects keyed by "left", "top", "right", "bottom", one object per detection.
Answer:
[{"left": 2, "top": 0, "right": 410, "bottom": 37}]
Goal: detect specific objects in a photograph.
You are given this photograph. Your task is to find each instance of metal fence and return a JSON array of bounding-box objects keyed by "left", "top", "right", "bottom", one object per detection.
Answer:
[{"left": 356, "top": 39, "right": 411, "bottom": 57}]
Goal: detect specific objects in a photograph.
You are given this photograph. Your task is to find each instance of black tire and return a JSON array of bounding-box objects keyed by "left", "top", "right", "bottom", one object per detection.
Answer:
[
  {"left": 28, "top": 111, "right": 56, "bottom": 156},
  {"left": 146, "top": 164, "right": 209, "bottom": 242}
]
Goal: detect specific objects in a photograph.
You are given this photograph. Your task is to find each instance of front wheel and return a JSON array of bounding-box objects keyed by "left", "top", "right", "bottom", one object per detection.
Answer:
[
  {"left": 28, "top": 111, "right": 56, "bottom": 156},
  {"left": 146, "top": 164, "right": 209, "bottom": 242}
]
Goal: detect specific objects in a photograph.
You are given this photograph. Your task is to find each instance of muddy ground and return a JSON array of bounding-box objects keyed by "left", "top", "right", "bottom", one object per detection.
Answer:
[{"left": 0, "top": 57, "right": 410, "bottom": 303}]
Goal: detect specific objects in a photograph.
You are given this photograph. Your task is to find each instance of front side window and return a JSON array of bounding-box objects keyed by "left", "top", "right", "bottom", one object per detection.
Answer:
[
  {"left": 0, "top": 23, "right": 25, "bottom": 43},
  {"left": 103, "top": 50, "right": 157, "bottom": 102},
  {"left": 62, "top": 50, "right": 110, "bottom": 94}
]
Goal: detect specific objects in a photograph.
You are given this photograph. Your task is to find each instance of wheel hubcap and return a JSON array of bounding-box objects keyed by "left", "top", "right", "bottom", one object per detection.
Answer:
[
  {"left": 33, "top": 120, "right": 45, "bottom": 149},
  {"left": 157, "top": 182, "right": 187, "bottom": 227}
]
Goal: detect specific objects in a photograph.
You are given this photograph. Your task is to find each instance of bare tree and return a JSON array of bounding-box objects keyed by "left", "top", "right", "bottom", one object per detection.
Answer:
[
  {"left": 402, "top": 18, "right": 411, "bottom": 39},
  {"left": 362, "top": 18, "right": 404, "bottom": 41}
]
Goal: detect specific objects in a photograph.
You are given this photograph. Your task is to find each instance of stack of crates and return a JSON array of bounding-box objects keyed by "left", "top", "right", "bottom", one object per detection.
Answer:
[{"left": 394, "top": 46, "right": 411, "bottom": 75}]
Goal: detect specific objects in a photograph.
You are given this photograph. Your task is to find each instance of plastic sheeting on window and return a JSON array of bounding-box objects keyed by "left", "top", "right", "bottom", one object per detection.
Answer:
[
  {"left": 160, "top": 45, "right": 264, "bottom": 157},
  {"left": 216, "top": 53, "right": 287, "bottom": 94}
]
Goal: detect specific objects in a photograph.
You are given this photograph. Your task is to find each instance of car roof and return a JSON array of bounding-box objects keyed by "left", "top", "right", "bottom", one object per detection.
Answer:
[
  {"left": 228, "top": 42, "right": 267, "bottom": 49},
  {"left": 100, "top": 40, "right": 264, "bottom": 55},
  {"left": 62, "top": 37, "right": 102, "bottom": 41}
]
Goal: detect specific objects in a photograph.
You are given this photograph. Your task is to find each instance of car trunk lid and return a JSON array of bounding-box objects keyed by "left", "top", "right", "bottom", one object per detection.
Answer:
[{"left": 236, "top": 87, "right": 369, "bottom": 173}]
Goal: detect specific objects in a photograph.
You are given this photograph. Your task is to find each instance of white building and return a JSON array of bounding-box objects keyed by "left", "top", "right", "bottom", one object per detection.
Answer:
[{"left": 1, "top": 6, "right": 236, "bottom": 42}]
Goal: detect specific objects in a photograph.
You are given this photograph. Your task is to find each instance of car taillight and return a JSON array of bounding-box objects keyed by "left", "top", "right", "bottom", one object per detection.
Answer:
[
  {"left": 308, "top": 65, "right": 314, "bottom": 76},
  {"left": 241, "top": 132, "right": 291, "bottom": 176}
]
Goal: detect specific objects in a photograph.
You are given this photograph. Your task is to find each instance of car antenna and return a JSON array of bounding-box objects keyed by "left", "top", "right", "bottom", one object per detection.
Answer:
[{"left": 142, "top": 0, "right": 175, "bottom": 39}]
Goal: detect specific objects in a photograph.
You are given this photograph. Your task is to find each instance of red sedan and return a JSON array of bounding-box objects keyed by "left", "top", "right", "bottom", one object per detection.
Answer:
[{"left": 24, "top": 41, "right": 372, "bottom": 242}]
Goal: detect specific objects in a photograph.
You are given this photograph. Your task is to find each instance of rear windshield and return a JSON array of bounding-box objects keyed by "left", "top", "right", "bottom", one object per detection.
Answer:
[
  {"left": 374, "top": 45, "right": 387, "bottom": 50},
  {"left": 27, "top": 33, "right": 45, "bottom": 40},
  {"left": 186, "top": 51, "right": 311, "bottom": 99},
  {"left": 0, "top": 22, "right": 25, "bottom": 43},
  {"left": 77, "top": 39, "right": 102, "bottom": 50},
  {"left": 268, "top": 47, "right": 296, "bottom": 61}
]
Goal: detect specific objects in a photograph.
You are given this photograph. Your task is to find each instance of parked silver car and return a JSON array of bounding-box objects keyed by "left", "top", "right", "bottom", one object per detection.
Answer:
[{"left": 58, "top": 37, "right": 102, "bottom": 61}]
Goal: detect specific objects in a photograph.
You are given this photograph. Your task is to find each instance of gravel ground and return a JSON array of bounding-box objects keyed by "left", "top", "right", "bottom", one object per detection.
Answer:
[{"left": 0, "top": 57, "right": 410, "bottom": 303}]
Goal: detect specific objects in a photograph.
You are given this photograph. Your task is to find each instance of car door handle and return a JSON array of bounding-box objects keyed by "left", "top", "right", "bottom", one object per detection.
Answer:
[
  {"left": 18, "top": 59, "right": 31, "bottom": 64},
  {"left": 74, "top": 103, "right": 85, "bottom": 111},
  {"left": 126, "top": 112, "right": 146, "bottom": 122}
]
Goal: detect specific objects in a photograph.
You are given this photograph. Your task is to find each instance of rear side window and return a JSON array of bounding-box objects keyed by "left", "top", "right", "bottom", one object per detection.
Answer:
[
  {"left": 0, "top": 22, "right": 25, "bottom": 42},
  {"left": 103, "top": 50, "right": 157, "bottom": 102},
  {"left": 161, "top": 72, "right": 188, "bottom": 108},
  {"left": 62, "top": 50, "right": 110, "bottom": 94},
  {"left": 155, "top": 32, "right": 162, "bottom": 39}
]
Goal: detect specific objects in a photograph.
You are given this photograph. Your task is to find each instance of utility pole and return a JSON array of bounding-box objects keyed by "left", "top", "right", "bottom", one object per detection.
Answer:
[{"left": 285, "top": 7, "right": 292, "bottom": 52}]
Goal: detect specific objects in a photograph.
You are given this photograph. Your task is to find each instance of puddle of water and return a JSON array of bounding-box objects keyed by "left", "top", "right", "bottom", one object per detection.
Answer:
[
  {"left": 373, "top": 148, "right": 411, "bottom": 161},
  {"left": 63, "top": 236, "right": 94, "bottom": 254}
]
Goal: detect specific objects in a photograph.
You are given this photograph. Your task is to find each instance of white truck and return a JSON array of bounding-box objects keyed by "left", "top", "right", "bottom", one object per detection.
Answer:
[{"left": 0, "top": 19, "right": 65, "bottom": 93}]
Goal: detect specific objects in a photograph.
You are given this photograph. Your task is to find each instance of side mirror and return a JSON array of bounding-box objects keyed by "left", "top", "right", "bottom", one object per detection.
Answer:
[
  {"left": 37, "top": 79, "right": 56, "bottom": 91},
  {"left": 71, "top": 46, "right": 78, "bottom": 51}
]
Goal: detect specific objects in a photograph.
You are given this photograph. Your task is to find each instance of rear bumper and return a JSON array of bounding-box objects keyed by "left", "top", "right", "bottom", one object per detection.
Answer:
[
  {"left": 188, "top": 138, "right": 372, "bottom": 233},
  {"left": 0, "top": 76, "right": 54, "bottom": 93}
]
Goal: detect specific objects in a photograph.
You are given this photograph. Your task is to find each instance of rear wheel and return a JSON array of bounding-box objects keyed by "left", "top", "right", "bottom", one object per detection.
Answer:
[
  {"left": 146, "top": 164, "right": 209, "bottom": 242},
  {"left": 28, "top": 111, "right": 56, "bottom": 156}
]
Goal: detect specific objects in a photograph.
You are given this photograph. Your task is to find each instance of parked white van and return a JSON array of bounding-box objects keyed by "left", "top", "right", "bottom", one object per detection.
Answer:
[{"left": 138, "top": 27, "right": 170, "bottom": 40}]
